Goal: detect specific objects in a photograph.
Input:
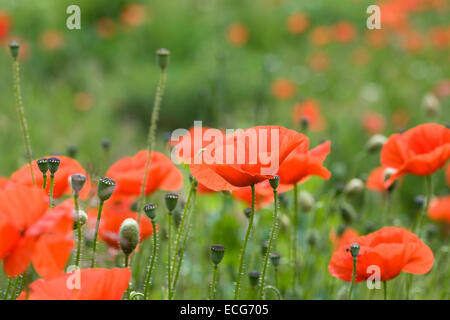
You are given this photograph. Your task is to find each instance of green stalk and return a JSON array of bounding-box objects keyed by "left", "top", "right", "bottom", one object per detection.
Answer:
[
  {"left": 258, "top": 188, "right": 279, "bottom": 299},
  {"left": 234, "top": 184, "right": 256, "bottom": 300},
  {"left": 167, "top": 211, "right": 173, "bottom": 299},
  {"left": 209, "top": 264, "right": 219, "bottom": 300},
  {"left": 347, "top": 257, "right": 357, "bottom": 300},
  {"left": 42, "top": 174, "right": 47, "bottom": 189},
  {"left": 3, "top": 278, "right": 13, "bottom": 300},
  {"left": 143, "top": 220, "right": 158, "bottom": 300},
  {"left": 292, "top": 183, "right": 299, "bottom": 296},
  {"left": 10, "top": 276, "right": 21, "bottom": 300},
  {"left": 49, "top": 174, "right": 55, "bottom": 208},
  {"left": 90, "top": 201, "right": 105, "bottom": 267},
  {"left": 12, "top": 59, "right": 35, "bottom": 186},
  {"left": 124, "top": 254, "right": 130, "bottom": 300},
  {"left": 74, "top": 194, "right": 82, "bottom": 268},
  {"left": 383, "top": 281, "right": 387, "bottom": 300}
]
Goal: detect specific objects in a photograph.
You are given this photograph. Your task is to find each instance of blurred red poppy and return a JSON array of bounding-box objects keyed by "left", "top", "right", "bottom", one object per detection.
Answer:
[
  {"left": 308, "top": 51, "right": 330, "bottom": 72},
  {"left": 286, "top": 12, "right": 309, "bottom": 35},
  {"left": 121, "top": 3, "right": 146, "bottom": 27},
  {"left": 309, "top": 26, "right": 331, "bottom": 46},
  {"left": 0, "top": 177, "right": 8, "bottom": 190},
  {"left": 362, "top": 111, "right": 386, "bottom": 134},
  {"left": 428, "top": 196, "right": 450, "bottom": 223},
  {"left": 333, "top": 21, "right": 356, "bottom": 43},
  {"left": 106, "top": 150, "right": 183, "bottom": 200},
  {"left": 227, "top": 23, "right": 249, "bottom": 47},
  {"left": 190, "top": 126, "right": 305, "bottom": 191},
  {"left": 271, "top": 79, "right": 296, "bottom": 100},
  {"left": 10, "top": 156, "right": 90, "bottom": 199},
  {"left": 366, "top": 167, "right": 389, "bottom": 193},
  {"left": 292, "top": 98, "right": 327, "bottom": 131},
  {"left": 329, "top": 227, "right": 434, "bottom": 282},
  {"left": 0, "top": 185, "right": 74, "bottom": 278},
  {"left": 18, "top": 268, "right": 131, "bottom": 300},
  {"left": 0, "top": 11, "right": 11, "bottom": 41}
]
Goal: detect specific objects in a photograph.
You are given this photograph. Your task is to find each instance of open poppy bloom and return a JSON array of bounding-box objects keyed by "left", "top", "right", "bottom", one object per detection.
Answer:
[
  {"left": 328, "top": 227, "right": 434, "bottom": 282},
  {"left": 366, "top": 166, "right": 399, "bottom": 193},
  {"left": 189, "top": 126, "right": 306, "bottom": 191},
  {"left": 330, "top": 227, "right": 359, "bottom": 249},
  {"left": 428, "top": 196, "right": 450, "bottom": 223},
  {"left": 277, "top": 139, "right": 331, "bottom": 186},
  {"left": 232, "top": 180, "right": 293, "bottom": 209},
  {"left": 381, "top": 123, "right": 450, "bottom": 186},
  {"left": 10, "top": 156, "right": 90, "bottom": 199},
  {"left": 0, "top": 177, "right": 8, "bottom": 190},
  {"left": 106, "top": 150, "right": 183, "bottom": 200},
  {"left": 18, "top": 268, "right": 131, "bottom": 300},
  {"left": 292, "top": 99, "right": 327, "bottom": 132},
  {"left": 0, "top": 185, "right": 74, "bottom": 278}
]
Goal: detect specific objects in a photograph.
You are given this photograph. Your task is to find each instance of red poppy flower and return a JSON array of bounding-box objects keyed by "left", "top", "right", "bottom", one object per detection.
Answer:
[
  {"left": 106, "top": 150, "right": 183, "bottom": 200},
  {"left": 366, "top": 167, "right": 389, "bottom": 193},
  {"left": 428, "top": 196, "right": 450, "bottom": 223},
  {"left": 362, "top": 111, "right": 386, "bottom": 134},
  {"left": 18, "top": 268, "right": 131, "bottom": 300},
  {"left": 292, "top": 99, "right": 327, "bottom": 132},
  {"left": 227, "top": 23, "right": 249, "bottom": 47},
  {"left": 0, "top": 11, "right": 11, "bottom": 41},
  {"left": 232, "top": 180, "right": 293, "bottom": 210},
  {"left": 271, "top": 79, "right": 297, "bottom": 100},
  {"left": 87, "top": 202, "right": 154, "bottom": 249},
  {"left": 277, "top": 139, "right": 331, "bottom": 186},
  {"left": 0, "top": 185, "right": 74, "bottom": 278},
  {"left": 0, "top": 177, "right": 8, "bottom": 190},
  {"left": 10, "top": 156, "right": 90, "bottom": 199},
  {"left": 330, "top": 227, "right": 359, "bottom": 249},
  {"left": 329, "top": 227, "right": 434, "bottom": 282},
  {"left": 380, "top": 123, "right": 450, "bottom": 185},
  {"left": 286, "top": 12, "right": 309, "bottom": 35},
  {"left": 309, "top": 26, "right": 332, "bottom": 46},
  {"left": 333, "top": 21, "right": 356, "bottom": 43},
  {"left": 189, "top": 126, "right": 306, "bottom": 191}
]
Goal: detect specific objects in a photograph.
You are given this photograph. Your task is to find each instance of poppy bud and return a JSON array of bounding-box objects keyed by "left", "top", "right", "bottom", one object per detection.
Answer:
[
  {"left": 156, "top": 48, "right": 170, "bottom": 70},
  {"left": 101, "top": 139, "right": 110, "bottom": 152},
  {"left": 119, "top": 218, "right": 139, "bottom": 256},
  {"left": 210, "top": 244, "right": 225, "bottom": 265},
  {"left": 365, "top": 134, "right": 387, "bottom": 154},
  {"left": 97, "top": 177, "right": 116, "bottom": 202},
  {"left": 36, "top": 158, "right": 49, "bottom": 174},
  {"left": 47, "top": 157, "right": 61, "bottom": 175},
  {"left": 172, "top": 209, "right": 182, "bottom": 228},
  {"left": 269, "top": 252, "right": 281, "bottom": 268},
  {"left": 70, "top": 174, "right": 86, "bottom": 195},
  {"left": 414, "top": 195, "right": 425, "bottom": 211},
  {"left": 349, "top": 243, "right": 360, "bottom": 258},
  {"left": 144, "top": 203, "right": 157, "bottom": 220},
  {"left": 243, "top": 207, "right": 252, "bottom": 219},
  {"left": 248, "top": 271, "right": 260, "bottom": 288},
  {"left": 9, "top": 41, "right": 20, "bottom": 60},
  {"left": 165, "top": 193, "right": 178, "bottom": 212},
  {"left": 269, "top": 175, "right": 280, "bottom": 190},
  {"left": 339, "top": 202, "right": 356, "bottom": 224},
  {"left": 73, "top": 209, "right": 88, "bottom": 229},
  {"left": 300, "top": 117, "right": 309, "bottom": 132},
  {"left": 344, "top": 178, "right": 364, "bottom": 196},
  {"left": 261, "top": 241, "right": 269, "bottom": 256},
  {"left": 67, "top": 145, "right": 78, "bottom": 158},
  {"left": 299, "top": 190, "right": 315, "bottom": 212},
  {"left": 306, "top": 231, "right": 319, "bottom": 247},
  {"left": 422, "top": 92, "right": 440, "bottom": 117}
]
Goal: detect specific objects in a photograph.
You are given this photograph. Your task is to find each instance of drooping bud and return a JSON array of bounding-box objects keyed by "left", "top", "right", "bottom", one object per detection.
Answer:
[
  {"left": 300, "top": 117, "right": 309, "bottom": 132},
  {"left": 422, "top": 92, "right": 440, "bottom": 117},
  {"left": 97, "top": 177, "right": 116, "bottom": 201},
  {"left": 165, "top": 193, "right": 178, "bottom": 212},
  {"left": 73, "top": 209, "right": 88, "bottom": 229},
  {"left": 47, "top": 157, "right": 61, "bottom": 175},
  {"left": 9, "top": 41, "right": 20, "bottom": 60},
  {"left": 349, "top": 243, "right": 360, "bottom": 258},
  {"left": 269, "top": 175, "right": 280, "bottom": 190},
  {"left": 248, "top": 271, "right": 260, "bottom": 288},
  {"left": 306, "top": 231, "right": 319, "bottom": 247},
  {"left": 299, "top": 190, "right": 315, "bottom": 212},
  {"left": 210, "top": 244, "right": 225, "bottom": 265},
  {"left": 119, "top": 218, "right": 139, "bottom": 256},
  {"left": 101, "top": 139, "right": 110, "bottom": 152},
  {"left": 243, "top": 207, "right": 252, "bottom": 219},
  {"left": 70, "top": 174, "right": 86, "bottom": 195},
  {"left": 269, "top": 252, "right": 281, "bottom": 268},
  {"left": 339, "top": 202, "right": 356, "bottom": 224},
  {"left": 36, "top": 158, "right": 49, "bottom": 174},
  {"left": 344, "top": 178, "right": 364, "bottom": 196},
  {"left": 365, "top": 134, "right": 387, "bottom": 154},
  {"left": 156, "top": 48, "right": 170, "bottom": 70},
  {"left": 144, "top": 203, "right": 157, "bottom": 220}
]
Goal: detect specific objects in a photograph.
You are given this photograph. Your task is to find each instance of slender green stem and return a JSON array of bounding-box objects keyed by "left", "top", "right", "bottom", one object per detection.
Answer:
[
  {"left": 143, "top": 220, "right": 158, "bottom": 300},
  {"left": 91, "top": 201, "right": 104, "bottom": 268},
  {"left": 292, "top": 183, "right": 299, "bottom": 296},
  {"left": 167, "top": 211, "right": 173, "bottom": 299},
  {"left": 383, "top": 281, "right": 387, "bottom": 300},
  {"left": 415, "top": 175, "right": 433, "bottom": 235},
  {"left": 49, "top": 174, "right": 55, "bottom": 208},
  {"left": 10, "top": 276, "right": 21, "bottom": 300},
  {"left": 348, "top": 257, "right": 357, "bottom": 300},
  {"left": 3, "top": 277, "right": 13, "bottom": 300},
  {"left": 210, "top": 264, "right": 219, "bottom": 300},
  {"left": 234, "top": 184, "right": 256, "bottom": 300},
  {"left": 274, "top": 268, "right": 279, "bottom": 289},
  {"left": 74, "top": 194, "right": 82, "bottom": 268},
  {"left": 12, "top": 60, "right": 35, "bottom": 186},
  {"left": 124, "top": 254, "right": 130, "bottom": 300},
  {"left": 42, "top": 174, "right": 47, "bottom": 189},
  {"left": 258, "top": 189, "right": 279, "bottom": 299},
  {"left": 137, "top": 71, "right": 167, "bottom": 225}
]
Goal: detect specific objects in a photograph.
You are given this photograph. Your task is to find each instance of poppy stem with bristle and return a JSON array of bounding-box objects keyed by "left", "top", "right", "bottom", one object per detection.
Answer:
[
  {"left": 292, "top": 183, "right": 299, "bottom": 297},
  {"left": 234, "top": 184, "right": 256, "bottom": 300},
  {"left": 210, "top": 264, "right": 219, "bottom": 300},
  {"left": 91, "top": 201, "right": 105, "bottom": 268},
  {"left": 348, "top": 256, "right": 357, "bottom": 300},
  {"left": 74, "top": 194, "right": 82, "bottom": 268},
  {"left": 3, "top": 277, "right": 13, "bottom": 299},
  {"left": 124, "top": 254, "right": 131, "bottom": 300},
  {"left": 143, "top": 219, "right": 158, "bottom": 300},
  {"left": 167, "top": 209, "right": 173, "bottom": 299},
  {"left": 49, "top": 174, "right": 55, "bottom": 208}
]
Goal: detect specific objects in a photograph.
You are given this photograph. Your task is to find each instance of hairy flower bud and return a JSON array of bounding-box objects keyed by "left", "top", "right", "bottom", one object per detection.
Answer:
[
  {"left": 269, "top": 252, "right": 281, "bottom": 268},
  {"left": 73, "top": 209, "right": 88, "bottom": 229},
  {"left": 349, "top": 243, "right": 360, "bottom": 258},
  {"left": 119, "top": 218, "right": 139, "bottom": 256},
  {"left": 365, "top": 134, "right": 387, "bottom": 154},
  {"left": 344, "top": 178, "right": 364, "bottom": 196},
  {"left": 269, "top": 175, "right": 280, "bottom": 190}
]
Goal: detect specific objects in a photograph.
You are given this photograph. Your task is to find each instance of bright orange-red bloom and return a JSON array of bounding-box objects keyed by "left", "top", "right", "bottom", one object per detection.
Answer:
[
  {"left": 277, "top": 139, "right": 331, "bottom": 186},
  {"left": 227, "top": 23, "right": 249, "bottom": 47},
  {"left": 18, "top": 268, "right": 131, "bottom": 300},
  {"left": 292, "top": 98, "right": 327, "bottom": 132},
  {"left": 329, "top": 227, "right": 434, "bottom": 282},
  {"left": 333, "top": 21, "right": 356, "bottom": 43},
  {"left": 271, "top": 79, "right": 296, "bottom": 100},
  {"left": 10, "top": 156, "right": 90, "bottom": 199},
  {"left": 362, "top": 111, "right": 386, "bottom": 134},
  {"left": 121, "top": 4, "right": 146, "bottom": 27},
  {"left": 106, "top": 150, "right": 183, "bottom": 200},
  {"left": 428, "top": 196, "right": 450, "bottom": 223},
  {"left": 232, "top": 180, "right": 293, "bottom": 209},
  {"left": 0, "top": 11, "right": 11, "bottom": 41},
  {"left": 0, "top": 185, "right": 74, "bottom": 278},
  {"left": 286, "top": 12, "right": 309, "bottom": 35},
  {"left": 446, "top": 164, "right": 450, "bottom": 186},
  {"left": 366, "top": 167, "right": 388, "bottom": 193},
  {"left": 0, "top": 177, "right": 8, "bottom": 190},
  {"left": 381, "top": 123, "right": 450, "bottom": 185},
  {"left": 190, "top": 126, "right": 306, "bottom": 191},
  {"left": 330, "top": 227, "right": 359, "bottom": 249},
  {"left": 309, "top": 26, "right": 331, "bottom": 46}
]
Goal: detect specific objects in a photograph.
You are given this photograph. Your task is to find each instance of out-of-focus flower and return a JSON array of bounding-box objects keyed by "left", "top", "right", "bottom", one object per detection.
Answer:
[
  {"left": 39, "top": 30, "right": 65, "bottom": 51},
  {"left": 308, "top": 51, "right": 330, "bottom": 72},
  {"left": 429, "top": 27, "right": 450, "bottom": 49},
  {"left": 271, "top": 78, "right": 296, "bottom": 100},
  {"left": 351, "top": 47, "right": 371, "bottom": 66},
  {"left": 0, "top": 11, "right": 11, "bottom": 42},
  {"left": 433, "top": 79, "right": 450, "bottom": 99},
  {"left": 364, "top": 29, "right": 389, "bottom": 48},
  {"left": 400, "top": 30, "right": 423, "bottom": 52},
  {"left": 73, "top": 92, "right": 95, "bottom": 111},
  {"left": 286, "top": 12, "right": 309, "bottom": 35},
  {"left": 428, "top": 196, "right": 450, "bottom": 223},
  {"left": 333, "top": 21, "right": 356, "bottom": 43},
  {"left": 422, "top": 92, "right": 441, "bottom": 117},
  {"left": 391, "top": 109, "right": 410, "bottom": 130},
  {"left": 96, "top": 18, "right": 116, "bottom": 39},
  {"left": 120, "top": 3, "right": 146, "bottom": 27},
  {"left": 309, "top": 26, "right": 332, "bottom": 46},
  {"left": 292, "top": 98, "right": 327, "bottom": 132},
  {"left": 227, "top": 23, "right": 249, "bottom": 47},
  {"left": 362, "top": 111, "right": 386, "bottom": 134}
]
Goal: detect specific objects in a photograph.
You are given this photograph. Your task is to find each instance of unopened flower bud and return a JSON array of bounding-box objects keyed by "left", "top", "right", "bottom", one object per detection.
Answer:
[
  {"left": 248, "top": 271, "right": 260, "bottom": 288},
  {"left": 144, "top": 203, "right": 157, "bottom": 220},
  {"left": 299, "top": 190, "right": 315, "bottom": 212},
  {"left": 269, "top": 175, "right": 280, "bottom": 190},
  {"left": 70, "top": 174, "right": 86, "bottom": 195},
  {"left": 301, "top": 117, "right": 309, "bottom": 132},
  {"left": 422, "top": 92, "right": 440, "bottom": 117},
  {"left": 349, "top": 243, "right": 360, "bottom": 258},
  {"left": 47, "top": 157, "right": 61, "bottom": 175},
  {"left": 9, "top": 41, "right": 20, "bottom": 60},
  {"left": 165, "top": 193, "right": 178, "bottom": 212},
  {"left": 306, "top": 231, "right": 319, "bottom": 247},
  {"left": 156, "top": 48, "right": 170, "bottom": 70},
  {"left": 73, "top": 209, "right": 88, "bottom": 229},
  {"left": 365, "top": 134, "right": 387, "bottom": 153},
  {"left": 36, "top": 158, "right": 49, "bottom": 174},
  {"left": 344, "top": 178, "right": 364, "bottom": 196},
  {"left": 269, "top": 252, "right": 281, "bottom": 268},
  {"left": 119, "top": 218, "right": 139, "bottom": 256},
  {"left": 97, "top": 177, "right": 116, "bottom": 201},
  {"left": 339, "top": 202, "right": 356, "bottom": 224},
  {"left": 67, "top": 145, "right": 78, "bottom": 158},
  {"left": 210, "top": 244, "right": 225, "bottom": 265},
  {"left": 101, "top": 139, "right": 110, "bottom": 152},
  {"left": 243, "top": 207, "right": 252, "bottom": 219}
]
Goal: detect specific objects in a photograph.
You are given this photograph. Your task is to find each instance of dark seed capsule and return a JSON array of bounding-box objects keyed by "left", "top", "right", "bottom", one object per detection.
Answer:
[
  {"left": 97, "top": 177, "right": 116, "bottom": 201},
  {"left": 210, "top": 244, "right": 225, "bottom": 265},
  {"left": 36, "top": 158, "right": 49, "bottom": 174},
  {"left": 165, "top": 193, "right": 179, "bottom": 212},
  {"left": 144, "top": 203, "right": 157, "bottom": 220},
  {"left": 47, "top": 157, "right": 61, "bottom": 174},
  {"left": 248, "top": 271, "right": 260, "bottom": 288},
  {"left": 70, "top": 174, "right": 86, "bottom": 194}
]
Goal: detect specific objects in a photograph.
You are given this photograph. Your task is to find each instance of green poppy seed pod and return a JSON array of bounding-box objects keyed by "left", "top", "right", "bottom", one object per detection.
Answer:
[
  {"left": 36, "top": 158, "right": 49, "bottom": 174},
  {"left": 269, "top": 252, "right": 281, "bottom": 268},
  {"left": 344, "top": 178, "right": 364, "bottom": 196},
  {"left": 299, "top": 190, "right": 315, "bottom": 212},
  {"left": 144, "top": 203, "right": 157, "bottom": 220},
  {"left": 349, "top": 243, "right": 360, "bottom": 258},
  {"left": 269, "top": 175, "right": 280, "bottom": 190},
  {"left": 243, "top": 207, "right": 252, "bottom": 219},
  {"left": 47, "top": 157, "right": 61, "bottom": 175},
  {"left": 156, "top": 48, "right": 170, "bottom": 70},
  {"left": 97, "top": 177, "right": 116, "bottom": 202},
  {"left": 300, "top": 117, "right": 309, "bottom": 132},
  {"left": 339, "top": 202, "right": 356, "bottom": 224},
  {"left": 248, "top": 271, "right": 260, "bottom": 288},
  {"left": 73, "top": 209, "right": 88, "bottom": 229},
  {"left": 9, "top": 41, "right": 20, "bottom": 60},
  {"left": 365, "top": 134, "right": 387, "bottom": 154},
  {"left": 210, "top": 244, "right": 225, "bottom": 265},
  {"left": 119, "top": 218, "right": 139, "bottom": 256},
  {"left": 165, "top": 193, "right": 178, "bottom": 212},
  {"left": 101, "top": 139, "right": 110, "bottom": 152},
  {"left": 172, "top": 209, "right": 182, "bottom": 229},
  {"left": 261, "top": 241, "right": 269, "bottom": 256},
  {"left": 70, "top": 174, "right": 86, "bottom": 194},
  {"left": 422, "top": 92, "right": 441, "bottom": 117}
]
